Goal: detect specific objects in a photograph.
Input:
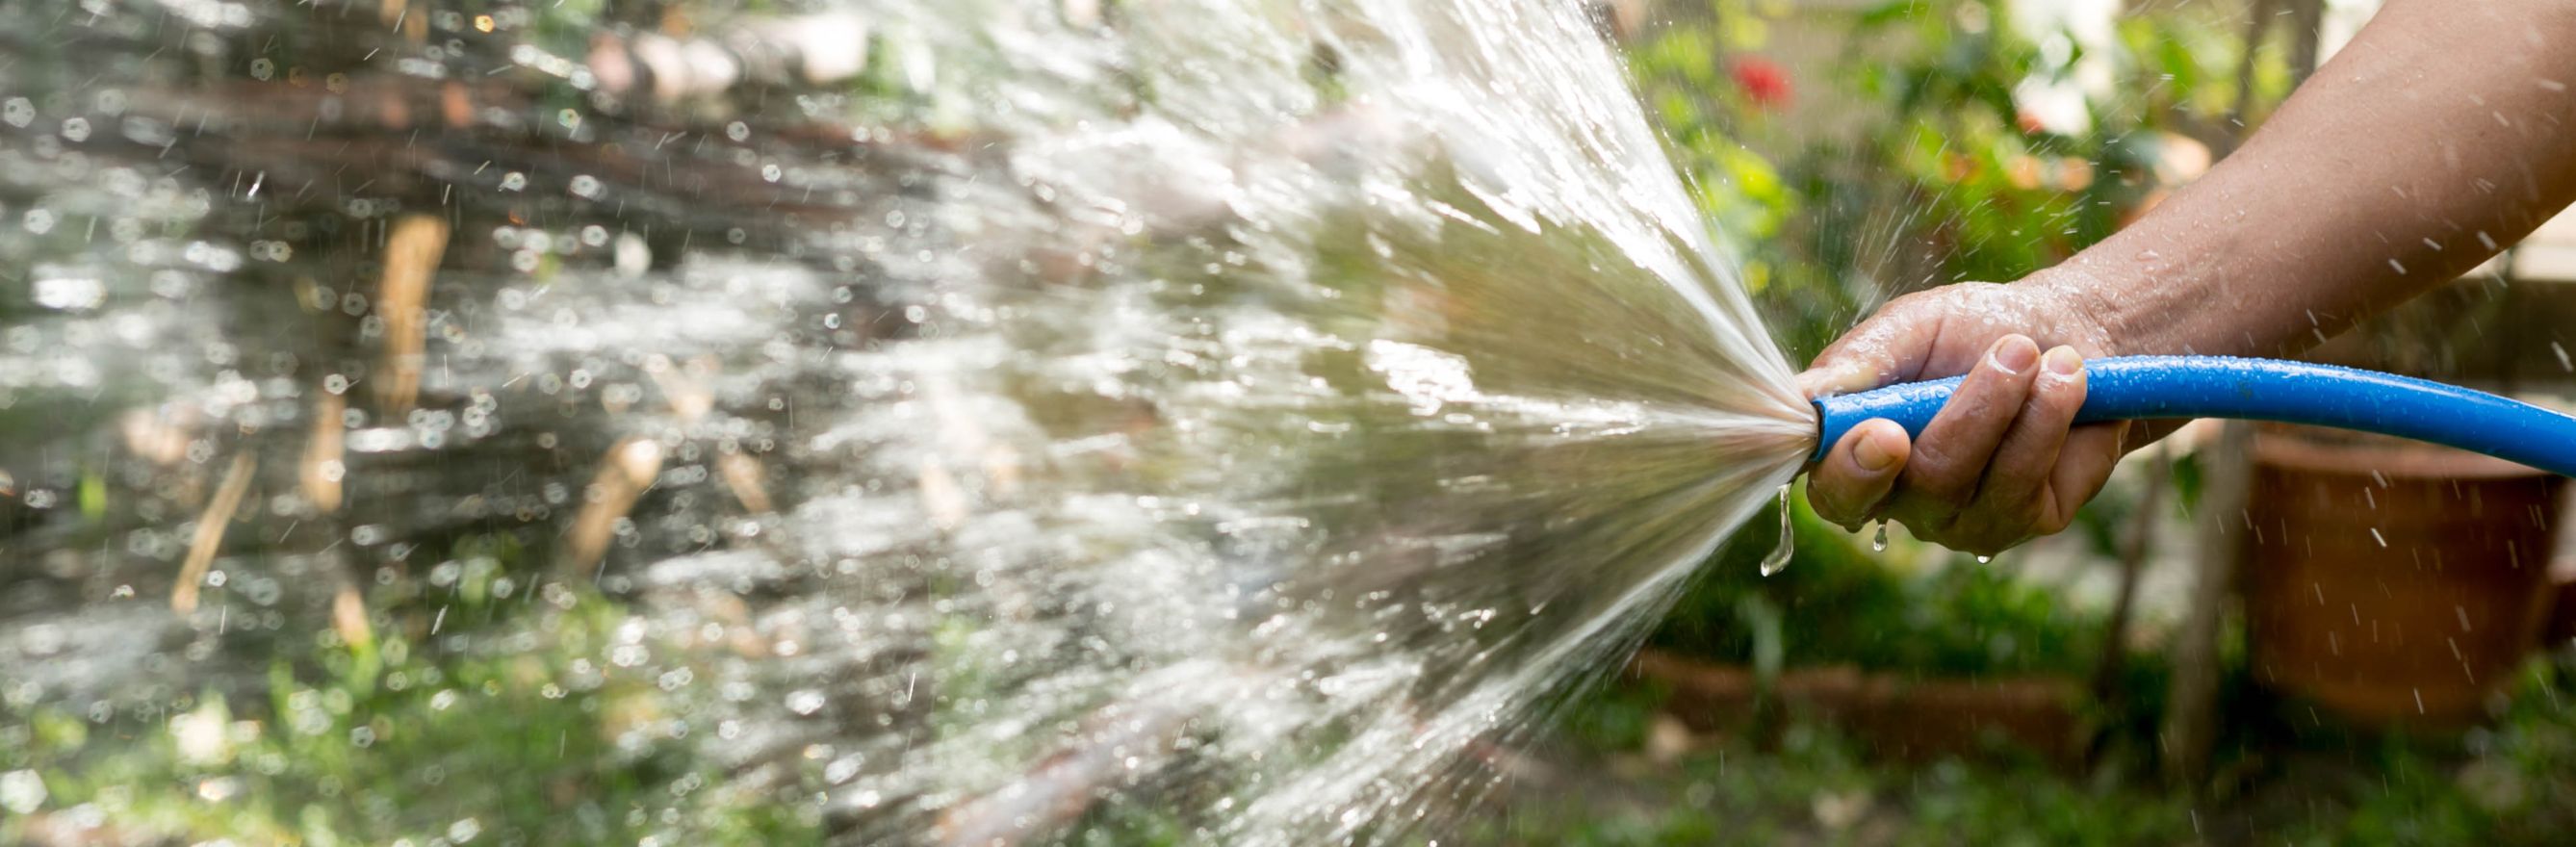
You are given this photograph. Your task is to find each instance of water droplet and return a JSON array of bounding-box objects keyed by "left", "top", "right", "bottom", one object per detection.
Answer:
[
  {"left": 1975, "top": 554, "right": 1993, "bottom": 564},
  {"left": 1870, "top": 522, "right": 1889, "bottom": 552},
  {"left": 0, "top": 769, "right": 46, "bottom": 814},
  {"left": 1759, "top": 485, "right": 1793, "bottom": 576},
  {"left": 32, "top": 273, "right": 105, "bottom": 311}
]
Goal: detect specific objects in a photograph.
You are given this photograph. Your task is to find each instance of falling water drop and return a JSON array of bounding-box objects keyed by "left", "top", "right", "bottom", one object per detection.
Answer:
[
  {"left": 1760, "top": 485, "right": 1793, "bottom": 576},
  {"left": 1870, "top": 521, "right": 1889, "bottom": 552}
]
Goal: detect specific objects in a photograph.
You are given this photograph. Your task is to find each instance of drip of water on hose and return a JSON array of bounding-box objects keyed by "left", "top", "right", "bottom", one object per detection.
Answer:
[
  {"left": 1760, "top": 484, "right": 1795, "bottom": 577},
  {"left": 0, "top": 0, "right": 1820, "bottom": 844}
]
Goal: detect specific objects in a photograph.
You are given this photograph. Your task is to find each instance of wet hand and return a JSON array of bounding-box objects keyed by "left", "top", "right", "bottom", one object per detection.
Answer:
[{"left": 1796, "top": 281, "right": 2131, "bottom": 556}]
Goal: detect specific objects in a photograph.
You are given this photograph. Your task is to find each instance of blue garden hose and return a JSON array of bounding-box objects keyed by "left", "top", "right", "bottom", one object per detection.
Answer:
[{"left": 1810, "top": 355, "right": 2576, "bottom": 477}]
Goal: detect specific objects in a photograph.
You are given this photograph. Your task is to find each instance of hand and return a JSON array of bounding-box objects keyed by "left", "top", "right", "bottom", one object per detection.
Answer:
[{"left": 1797, "top": 278, "right": 2131, "bottom": 556}]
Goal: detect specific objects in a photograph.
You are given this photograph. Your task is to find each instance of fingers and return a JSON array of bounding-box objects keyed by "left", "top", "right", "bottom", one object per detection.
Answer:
[
  {"left": 2044, "top": 422, "right": 2130, "bottom": 531},
  {"left": 1897, "top": 335, "right": 2041, "bottom": 509},
  {"left": 1961, "top": 346, "right": 2087, "bottom": 534},
  {"left": 1794, "top": 282, "right": 2132, "bottom": 556},
  {"left": 1809, "top": 418, "right": 1910, "bottom": 528}
]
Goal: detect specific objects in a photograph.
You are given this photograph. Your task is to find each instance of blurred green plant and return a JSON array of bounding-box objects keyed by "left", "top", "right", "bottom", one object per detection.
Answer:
[
  {"left": 0, "top": 560, "right": 814, "bottom": 846},
  {"left": 1485, "top": 652, "right": 2576, "bottom": 846},
  {"left": 1624, "top": 0, "right": 2310, "bottom": 688},
  {"left": 1631, "top": 0, "right": 2298, "bottom": 360},
  {"left": 1652, "top": 483, "right": 2103, "bottom": 679}
]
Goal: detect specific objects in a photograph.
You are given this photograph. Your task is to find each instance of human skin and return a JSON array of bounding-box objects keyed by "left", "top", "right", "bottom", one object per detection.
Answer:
[{"left": 1800, "top": 0, "right": 2576, "bottom": 555}]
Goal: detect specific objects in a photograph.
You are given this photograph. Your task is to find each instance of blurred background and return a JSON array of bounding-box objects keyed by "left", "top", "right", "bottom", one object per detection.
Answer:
[
  {"left": 1501, "top": 0, "right": 2576, "bottom": 843},
  {"left": 8, "top": 0, "right": 2576, "bottom": 845}
]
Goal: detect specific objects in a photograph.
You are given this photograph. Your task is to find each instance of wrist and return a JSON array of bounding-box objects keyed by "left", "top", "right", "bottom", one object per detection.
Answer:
[{"left": 2016, "top": 264, "right": 2138, "bottom": 359}]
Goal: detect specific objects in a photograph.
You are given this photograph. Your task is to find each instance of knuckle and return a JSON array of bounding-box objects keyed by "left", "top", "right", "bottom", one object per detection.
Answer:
[
  {"left": 2032, "top": 505, "right": 2076, "bottom": 538},
  {"left": 1900, "top": 450, "right": 1976, "bottom": 504},
  {"left": 2009, "top": 500, "right": 2051, "bottom": 538},
  {"left": 1908, "top": 476, "right": 1974, "bottom": 511}
]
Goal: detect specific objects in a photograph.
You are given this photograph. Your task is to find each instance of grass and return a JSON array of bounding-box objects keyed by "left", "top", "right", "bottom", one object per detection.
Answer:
[
  {"left": 0, "top": 576, "right": 817, "bottom": 846},
  {"left": 1466, "top": 653, "right": 2576, "bottom": 847}
]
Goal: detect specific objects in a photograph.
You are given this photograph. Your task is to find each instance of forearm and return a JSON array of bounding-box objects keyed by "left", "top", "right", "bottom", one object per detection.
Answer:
[{"left": 2033, "top": 0, "right": 2576, "bottom": 358}]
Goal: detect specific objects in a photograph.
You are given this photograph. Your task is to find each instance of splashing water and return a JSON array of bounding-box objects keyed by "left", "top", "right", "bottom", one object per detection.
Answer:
[{"left": 0, "top": 0, "right": 1815, "bottom": 843}]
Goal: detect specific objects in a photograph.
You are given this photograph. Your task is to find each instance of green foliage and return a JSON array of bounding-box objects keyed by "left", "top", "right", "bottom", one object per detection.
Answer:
[
  {"left": 1652, "top": 485, "right": 2103, "bottom": 679},
  {"left": 1630, "top": 0, "right": 2300, "bottom": 367},
  {"left": 1837, "top": 1, "right": 2137, "bottom": 283},
  {"left": 1466, "top": 715, "right": 2193, "bottom": 846},
  {"left": 1626, "top": 3, "right": 1875, "bottom": 366},
  {"left": 1, "top": 575, "right": 816, "bottom": 845},
  {"left": 1492, "top": 655, "right": 2576, "bottom": 847},
  {"left": 2257, "top": 659, "right": 2576, "bottom": 847},
  {"left": 1558, "top": 677, "right": 1670, "bottom": 753}
]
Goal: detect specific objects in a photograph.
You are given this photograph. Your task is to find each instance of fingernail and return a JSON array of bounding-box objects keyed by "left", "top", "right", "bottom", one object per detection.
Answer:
[
  {"left": 1854, "top": 431, "right": 1900, "bottom": 472},
  {"left": 2044, "top": 346, "right": 2083, "bottom": 377},
  {"left": 1990, "top": 336, "right": 2038, "bottom": 373}
]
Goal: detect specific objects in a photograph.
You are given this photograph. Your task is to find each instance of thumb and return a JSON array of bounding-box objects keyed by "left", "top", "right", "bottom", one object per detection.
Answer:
[
  {"left": 1794, "top": 360, "right": 1879, "bottom": 399},
  {"left": 1796, "top": 295, "right": 1952, "bottom": 398}
]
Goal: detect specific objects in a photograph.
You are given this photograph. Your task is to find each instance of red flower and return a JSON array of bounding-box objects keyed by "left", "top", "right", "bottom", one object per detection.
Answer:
[{"left": 1730, "top": 56, "right": 1793, "bottom": 111}]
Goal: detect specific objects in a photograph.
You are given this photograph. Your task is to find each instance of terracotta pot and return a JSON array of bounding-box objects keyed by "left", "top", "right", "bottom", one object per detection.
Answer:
[
  {"left": 2546, "top": 577, "right": 2576, "bottom": 645},
  {"left": 2242, "top": 424, "right": 2565, "bottom": 727},
  {"left": 1631, "top": 651, "right": 2087, "bottom": 768}
]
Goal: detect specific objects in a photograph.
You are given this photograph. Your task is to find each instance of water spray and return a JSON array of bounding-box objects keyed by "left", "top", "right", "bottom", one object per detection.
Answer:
[{"left": 1812, "top": 356, "right": 2576, "bottom": 477}]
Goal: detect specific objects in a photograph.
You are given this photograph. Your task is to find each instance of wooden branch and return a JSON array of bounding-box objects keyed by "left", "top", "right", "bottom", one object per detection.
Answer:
[
  {"left": 563, "top": 437, "right": 667, "bottom": 578},
  {"left": 374, "top": 215, "right": 451, "bottom": 417},
  {"left": 2091, "top": 444, "right": 2171, "bottom": 704},
  {"left": 2160, "top": 422, "right": 2252, "bottom": 785},
  {"left": 172, "top": 450, "right": 259, "bottom": 614}
]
